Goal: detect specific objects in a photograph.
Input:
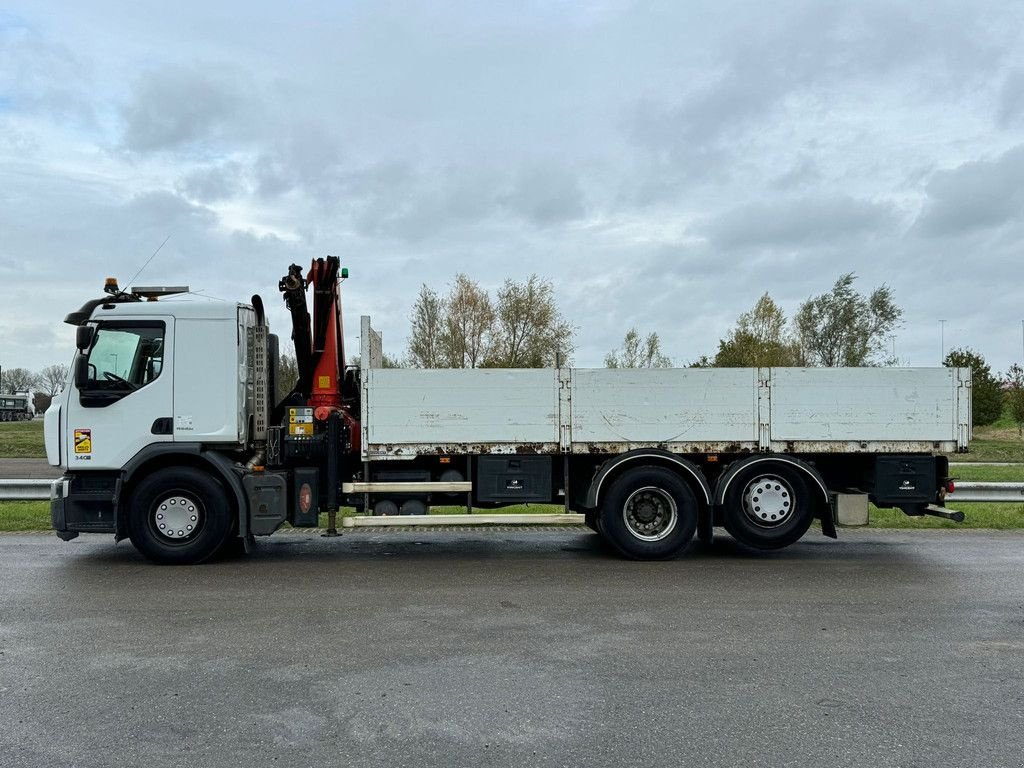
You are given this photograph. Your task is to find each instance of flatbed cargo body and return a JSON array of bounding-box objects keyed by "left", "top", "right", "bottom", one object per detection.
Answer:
[
  {"left": 362, "top": 367, "right": 968, "bottom": 458},
  {"left": 360, "top": 319, "right": 970, "bottom": 460}
]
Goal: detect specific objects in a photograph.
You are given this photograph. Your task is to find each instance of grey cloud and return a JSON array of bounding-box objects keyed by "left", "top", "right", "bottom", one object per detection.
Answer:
[
  {"left": 997, "top": 70, "right": 1024, "bottom": 127},
  {"left": 500, "top": 164, "right": 586, "bottom": 226},
  {"left": 771, "top": 156, "right": 822, "bottom": 191},
  {"left": 0, "top": 17, "right": 95, "bottom": 123},
  {"left": 120, "top": 66, "right": 253, "bottom": 153},
  {"left": 625, "top": 2, "right": 1010, "bottom": 176},
  {"left": 4, "top": 0, "right": 1024, "bottom": 376},
  {"left": 914, "top": 145, "right": 1024, "bottom": 237},
  {"left": 343, "top": 160, "right": 586, "bottom": 241},
  {"left": 177, "top": 161, "right": 245, "bottom": 202},
  {"left": 696, "top": 195, "right": 899, "bottom": 251},
  {"left": 119, "top": 191, "right": 217, "bottom": 232}
]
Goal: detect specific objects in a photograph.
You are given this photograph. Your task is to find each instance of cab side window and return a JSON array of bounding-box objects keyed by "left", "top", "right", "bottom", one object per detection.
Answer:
[{"left": 79, "top": 322, "right": 165, "bottom": 407}]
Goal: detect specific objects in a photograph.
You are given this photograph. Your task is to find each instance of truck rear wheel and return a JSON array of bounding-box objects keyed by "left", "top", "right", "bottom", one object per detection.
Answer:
[
  {"left": 127, "top": 467, "right": 232, "bottom": 565},
  {"left": 722, "top": 464, "right": 814, "bottom": 550},
  {"left": 599, "top": 467, "right": 698, "bottom": 560}
]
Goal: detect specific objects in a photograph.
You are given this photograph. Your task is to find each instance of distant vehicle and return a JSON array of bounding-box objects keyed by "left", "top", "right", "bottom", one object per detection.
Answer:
[{"left": 0, "top": 394, "right": 33, "bottom": 422}]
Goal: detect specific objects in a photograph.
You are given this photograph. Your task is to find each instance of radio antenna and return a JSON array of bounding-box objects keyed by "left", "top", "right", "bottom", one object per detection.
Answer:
[{"left": 125, "top": 234, "right": 171, "bottom": 289}]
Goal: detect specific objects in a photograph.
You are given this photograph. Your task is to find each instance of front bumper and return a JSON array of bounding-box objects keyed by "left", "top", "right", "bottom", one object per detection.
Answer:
[{"left": 50, "top": 474, "right": 116, "bottom": 539}]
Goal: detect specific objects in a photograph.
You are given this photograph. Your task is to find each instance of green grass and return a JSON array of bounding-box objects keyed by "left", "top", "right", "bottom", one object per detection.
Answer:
[
  {"left": 950, "top": 438, "right": 1024, "bottom": 463},
  {"left": 948, "top": 464, "right": 1024, "bottom": 481},
  {"left": 0, "top": 420, "right": 45, "bottom": 458},
  {"left": 5, "top": 499, "right": 1022, "bottom": 533},
  {"left": 867, "top": 503, "right": 1024, "bottom": 530},
  {"left": 0, "top": 502, "right": 50, "bottom": 531}
]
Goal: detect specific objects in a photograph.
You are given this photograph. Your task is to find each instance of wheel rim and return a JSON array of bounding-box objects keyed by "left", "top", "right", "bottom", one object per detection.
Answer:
[
  {"left": 741, "top": 474, "right": 795, "bottom": 528},
  {"left": 151, "top": 493, "right": 204, "bottom": 542},
  {"left": 622, "top": 486, "right": 678, "bottom": 541}
]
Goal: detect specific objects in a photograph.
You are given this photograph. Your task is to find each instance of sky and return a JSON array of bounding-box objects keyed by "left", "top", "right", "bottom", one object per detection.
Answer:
[{"left": 2, "top": 0, "right": 1023, "bottom": 374}]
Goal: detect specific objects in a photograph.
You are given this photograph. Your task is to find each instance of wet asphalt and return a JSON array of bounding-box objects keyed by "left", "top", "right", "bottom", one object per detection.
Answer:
[{"left": 0, "top": 528, "right": 1022, "bottom": 768}]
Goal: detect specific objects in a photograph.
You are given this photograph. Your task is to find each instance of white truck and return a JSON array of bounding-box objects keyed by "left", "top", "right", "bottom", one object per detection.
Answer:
[{"left": 46, "top": 257, "right": 971, "bottom": 564}]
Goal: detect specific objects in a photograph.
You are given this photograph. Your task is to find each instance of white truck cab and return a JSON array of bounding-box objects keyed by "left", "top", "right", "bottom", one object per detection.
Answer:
[{"left": 47, "top": 300, "right": 257, "bottom": 470}]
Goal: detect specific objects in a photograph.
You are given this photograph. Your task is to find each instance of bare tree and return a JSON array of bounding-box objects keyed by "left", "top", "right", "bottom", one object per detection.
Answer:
[
  {"left": 277, "top": 354, "right": 299, "bottom": 399},
  {"left": 792, "top": 273, "right": 902, "bottom": 367},
  {"left": 38, "top": 364, "right": 70, "bottom": 397},
  {"left": 440, "top": 274, "right": 494, "bottom": 368},
  {"left": 1, "top": 367, "right": 38, "bottom": 394},
  {"left": 407, "top": 285, "right": 446, "bottom": 368},
  {"left": 605, "top": 328, "right": 672, "bottom": 368},
  {"left": 487, "top": 275, "right": 574, "bottom": 367}
]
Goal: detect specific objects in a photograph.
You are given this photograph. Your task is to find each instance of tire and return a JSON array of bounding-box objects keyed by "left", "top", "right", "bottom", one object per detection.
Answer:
[
  {"left": 598, "top": 466, "right": 698, "bottom": 560},
  {"left": 127, "top": 467, "right": 232, "bottom": 565},
  {"left": 584, "top": 511, "right": 598, "bottom": 532},
  {"left": 722, "top": 463, "right": 815, "bottom": 550}
]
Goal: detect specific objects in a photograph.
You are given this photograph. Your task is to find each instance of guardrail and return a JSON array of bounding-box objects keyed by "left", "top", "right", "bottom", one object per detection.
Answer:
[
  {"left": 948, "top": 482, "right": 1024, "bottom": 503},
  {"left": 0, "top": 479, "right": 54, "bottom": 500},
  {"left": 0, "top": 479, "right": 1021, "bottom": 505}
]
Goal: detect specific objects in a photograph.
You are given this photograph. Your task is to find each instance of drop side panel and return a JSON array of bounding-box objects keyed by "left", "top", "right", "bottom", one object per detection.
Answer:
[
  {"left": 569, "top": 368, "right": 759, "bottom": 451},
  {"left": 364, "top": 369, "right": 559, "bottom": 458},
  {"left": 769, "top": 368, "right": 960, "bottom": 443}
]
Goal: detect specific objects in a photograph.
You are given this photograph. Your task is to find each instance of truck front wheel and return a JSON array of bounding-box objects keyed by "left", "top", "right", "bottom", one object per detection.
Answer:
[
  {"left": 599, "top": 467, "right": 698, "bottom": 559},
  {"left": 722, "top": 464, "right": 814, "bottom": 550},
  {"left": 127, "top": 467, "right": 232, "bottom": 565}
]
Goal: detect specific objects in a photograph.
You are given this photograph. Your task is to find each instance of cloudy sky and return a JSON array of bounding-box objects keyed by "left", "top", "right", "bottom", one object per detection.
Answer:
[{"left": 2, "top": 1, "right": 1023, "bottom": 375}]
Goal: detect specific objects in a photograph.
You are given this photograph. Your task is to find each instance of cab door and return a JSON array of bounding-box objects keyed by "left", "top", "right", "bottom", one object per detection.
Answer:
[{"left": 64, "top": 317, "right": 175, "bottom": 470}]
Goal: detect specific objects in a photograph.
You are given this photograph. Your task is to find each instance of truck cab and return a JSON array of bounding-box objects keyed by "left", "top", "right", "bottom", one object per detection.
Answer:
[{"left": 47, "top": 291, "right": 270, "bottom": 556}]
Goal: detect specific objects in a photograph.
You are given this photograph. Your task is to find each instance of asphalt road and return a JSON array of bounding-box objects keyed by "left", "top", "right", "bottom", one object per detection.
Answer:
[
  {"left": 1, "top": 529, "right": 1022, "bottom": 768},
  {"left": 0, "top": 458, "right": 60, "bottom": 479}
]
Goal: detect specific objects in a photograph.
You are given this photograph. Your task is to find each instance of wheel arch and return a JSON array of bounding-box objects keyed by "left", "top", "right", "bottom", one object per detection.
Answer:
[
  {"left": 714, "top": 454, "right": 836, "bottom": 538},
  {"left": 115, "top": 444, "right": 248, "bottom": 540},
  {"left": 586, "top": 449, "right": 712, "bottom": 516}
]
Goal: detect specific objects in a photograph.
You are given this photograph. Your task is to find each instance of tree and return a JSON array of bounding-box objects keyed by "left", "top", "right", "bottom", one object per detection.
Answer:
[
  {"left": 1, "top": 367, "right": 38, "bottom": 394},
  {"left": 605, "top": 328, "right": 672, "bottom": 368},
  {"left": 943, "top": 348, "right": 1003, "bottom": 427},
  {"left": 406, "top": 273, "right": 575, "bottom": 369},
  {"left": 486, "top": 275, "right": 574, "bottom": 367},
  {"left": 441, "top": 274, "right": 495, "bottom": 368},
  {"left": 1006, "top": 364, "right": 1024, "bottom": 437},
  {"left": 792, "top": 273, "right": 902, "bottom": 366},
  {"left": 37, "top": 364, "right": 69, "bottom": 397},
  {"left": 407, "top": 285, "right": 446, "bottom": 368},
  {"left": 714, "top": 293, "right": 799, "bottom": 367},
  {"left": 277, "top": 354, "right": 299, "bottom": 400}
]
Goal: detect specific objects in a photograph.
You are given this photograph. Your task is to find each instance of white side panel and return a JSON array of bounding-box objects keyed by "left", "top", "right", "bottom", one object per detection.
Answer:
[
  {"left": 173, "top": 318, "right": 242, "bottom": 443},
  {"left": 570, "top": 368, "right": 759, "bottom": 445},
  {"left": 769, "top": 368, "right": 959, "bottom": 442},
  {"left": 365, "top": 369, "right": 558, "bottom": 455}
]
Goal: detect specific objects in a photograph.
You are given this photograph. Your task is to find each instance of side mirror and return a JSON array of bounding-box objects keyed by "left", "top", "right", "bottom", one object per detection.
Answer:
[
  {"left": 76, "top": 325, "right": 95, "bottom": 352},
  {"left": 74, "top": 354, "right": 90, "bottom": 388}
]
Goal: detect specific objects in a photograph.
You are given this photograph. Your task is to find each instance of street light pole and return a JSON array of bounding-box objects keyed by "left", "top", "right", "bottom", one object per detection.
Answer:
[{"left": 939, "top": 319, "right": 946, "bottom": 364}]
